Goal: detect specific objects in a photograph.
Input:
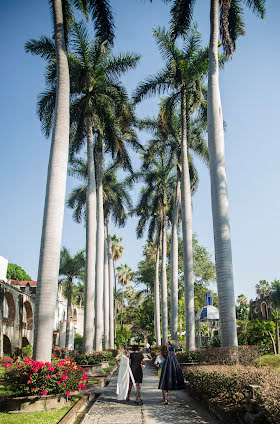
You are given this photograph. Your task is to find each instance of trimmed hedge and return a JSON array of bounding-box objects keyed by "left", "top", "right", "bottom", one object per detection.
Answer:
[
  {"left": 183, "top": 365, "right": 280, "bottom": 424},
  {"left": 73, "top": 350, "right": 117, "bottom": 365},
  {"left": 177, "top": 346, "right": 262, "bottom": 366}
]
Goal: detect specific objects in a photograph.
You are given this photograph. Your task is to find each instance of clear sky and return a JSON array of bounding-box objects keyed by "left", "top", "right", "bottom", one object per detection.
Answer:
[{"left": 1, "top": 0, "right": 280, "bottom": 301}]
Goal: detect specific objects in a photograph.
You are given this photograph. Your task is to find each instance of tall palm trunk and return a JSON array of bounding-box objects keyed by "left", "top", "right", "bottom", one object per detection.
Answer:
[
  {"left": 154, "top": 227, "right": 161, "bottom": 346},
  {"left": 83, "top": 114, "right": 96, "bottom": 354},
  {"left": 103, "top": 235, "right": 110, "bottom": 349},
  {"left": 208, "top": 0, "right": 237, "bottom": 347},
  {"left": 33, "top": 0, "right": 70, "bottom": 362},
  {"left": 65, "top": 288, "right": 72, "bottom": 349},
  {"left": 170, "top": 171, "right": 180, "bottom": 341},
  {"left": 161, "top": 207, "right": 168, "bottom": 344},
  {"left": 106, "top": 216, "right": 114, "bottom": 348},
  {"left": 95, "top": 146, "right": 104, "bottom": 351},
  {"left": 181, "top": 89, "right": 195, "bottom": 351}
]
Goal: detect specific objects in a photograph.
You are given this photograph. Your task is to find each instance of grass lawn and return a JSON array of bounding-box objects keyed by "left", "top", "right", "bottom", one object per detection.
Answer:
[{"left": 0, "top": 406, "right": 71, "bottom": 424}]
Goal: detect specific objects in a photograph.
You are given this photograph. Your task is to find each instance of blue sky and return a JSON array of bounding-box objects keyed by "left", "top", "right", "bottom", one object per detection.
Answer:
[{"left": 0, "top": 0, "right": 280, "bottom": 301}]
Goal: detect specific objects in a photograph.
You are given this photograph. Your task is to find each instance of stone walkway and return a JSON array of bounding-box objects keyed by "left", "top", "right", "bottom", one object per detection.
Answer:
[{"left": 81, "top": 359, "right": 219, "bottom": 424}]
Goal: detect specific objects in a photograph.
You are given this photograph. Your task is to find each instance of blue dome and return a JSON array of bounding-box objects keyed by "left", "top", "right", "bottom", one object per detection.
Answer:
[{"left": 196, "top": 305, "right": 219, "bottom": 321}]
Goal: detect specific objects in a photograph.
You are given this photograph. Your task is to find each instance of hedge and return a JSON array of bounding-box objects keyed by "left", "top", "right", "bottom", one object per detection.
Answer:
[
  {"left": 183, "top": 365, "right": 280, "bottom": 424},
  {"left": 177, "top": 346, "right": 262, "bottom": 366}
]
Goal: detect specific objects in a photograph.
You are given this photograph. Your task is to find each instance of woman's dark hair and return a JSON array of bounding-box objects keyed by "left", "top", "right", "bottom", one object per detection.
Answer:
[
  {"left": 132, "top": 344, "right": 139, "bottom": 351},
  {"left": 161, "top": 345, "right": 168, "bottom": 358}
]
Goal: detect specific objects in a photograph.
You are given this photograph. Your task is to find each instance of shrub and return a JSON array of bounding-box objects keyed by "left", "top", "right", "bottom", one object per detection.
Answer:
[
  {"left": 73, "top": 350, "right": 117, "bottom": 365},
  {"left": 176, "top": 351, "right": 201, "bottom": 363},
  {"left": 52, "top": 346, "right": 69, "bottom": 359},
  {"left": 2, "top": 358, "right": 87, "bottom": 396},
  {"left": 115, "top": 326, "right": 131, "bottom": 348},
  {"left": 74, "top": 334, "right": 83, "bottom": 353},
  {"left": 22, "top": 344, "right": 33, "bottom": 359},
  {"left": 177, "top": 346, "right": 262, "bottom": 366},
  {"left": 256, "top": 354, "right": 280, "bottom": 369},
  {"left": 183, "top": 365, "right": 280, "bottom": 424}
]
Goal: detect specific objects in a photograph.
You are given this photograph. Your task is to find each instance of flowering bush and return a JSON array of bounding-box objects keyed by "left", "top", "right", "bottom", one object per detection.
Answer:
[
  {"left": 0, "top": 356, "right": 15, "bottom": 368},
  {"left": 73, "top": 350, "right": 117, "bottom": 365},
  {"left": 183, "top": 365, "right": 280, "bottom": 423},
  {"left": 3, "top": 357, "right": 87, "bottom": 396},
  {"left": 52, "top": 345, "right": 69, "bottom": 359}
]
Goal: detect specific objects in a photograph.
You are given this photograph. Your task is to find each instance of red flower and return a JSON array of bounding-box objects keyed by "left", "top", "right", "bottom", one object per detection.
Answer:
[
  {"left": 66, "top": 391, "right": 70, "bottom": 396},
  {"left": 61, "top": 374, "right": 67, "bottom": 381},
  {"left": 41, "top": 390, "right": 48, "bottom": 395}
]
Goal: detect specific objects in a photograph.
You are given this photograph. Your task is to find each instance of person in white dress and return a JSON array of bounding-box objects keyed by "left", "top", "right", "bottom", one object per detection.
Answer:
[{"left": 116, "top": 350, "right": 136, "bottom": 401}]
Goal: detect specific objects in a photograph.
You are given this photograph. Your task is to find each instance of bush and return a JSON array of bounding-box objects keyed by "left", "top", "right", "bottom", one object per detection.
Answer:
[
  {"left": 256, "top": 354, "right": 280, "bottom": 369},
  {"left": 74, "top": 334, "right": 83, "bottom": 353},
  {"left": 115, "top": 326, "right": 131, "bottom": 348},
  {"left": 183, "top": 365, "right": 280, "bottom": 423},
  {"left": 73, "top": 350, "right": 117, "bottom": 365},
  {"left": 177, "top": 346, "right": 262, "bottom": 366},
  {"left": 176, "top": 351, "right": 201, "bottom": 363},
  {"left": 2, "top": 358, "right": 87, "bottom": 396},
  {"left": 52, "top": 346, "right": 69, "bottom": 359},
  {"left": 22, "top": 344, "right": 33, "bottom": 359}
]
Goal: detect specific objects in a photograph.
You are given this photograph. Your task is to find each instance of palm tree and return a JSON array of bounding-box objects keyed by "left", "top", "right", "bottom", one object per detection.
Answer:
[
  {"left": 68, "top": 21, "right": 139, "bottom": 351},
  {"left": 103, "top": 236, "right": 110, "bottom": 349},
  {"left": 67, "top": 159, "right": 132, "bottom": 349},
  {"left": 59, "top": 247, "right": 85, "bottom": 349},
  {"left": 168, "top": 0, "right": 266, "bottom": 347},
  {"left": 134, "top": 26, "right": 208, "bottom": 350},
  {"left": 139, "top": 106, "right": 208, "bottom": 341},
  {"left": 25, "top": 0, "right": 114, "bottom": 362},
  {"left": 256, "top": 280, "right": 271, "bottom": 297},
  {"left": 135, "top": 146, "right": 176, "bottom": 344},
  {"left": 116, "top": 264, "right": 133, "bottom": 330}
]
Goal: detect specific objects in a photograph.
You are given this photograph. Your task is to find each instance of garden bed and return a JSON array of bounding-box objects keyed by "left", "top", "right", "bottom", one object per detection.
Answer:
[{"left": 183, "top": 364, "right": 280, "bottom": 424}]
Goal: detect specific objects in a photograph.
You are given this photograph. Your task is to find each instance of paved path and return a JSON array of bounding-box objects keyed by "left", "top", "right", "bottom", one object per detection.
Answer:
[{"left": 81, "top": 359, "right": 219, "bottom": 424}]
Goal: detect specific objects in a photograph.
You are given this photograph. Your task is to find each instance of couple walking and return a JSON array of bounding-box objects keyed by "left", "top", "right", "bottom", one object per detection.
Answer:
[{"left": 116, "top": 343, "right": 185, "bottom": 405}]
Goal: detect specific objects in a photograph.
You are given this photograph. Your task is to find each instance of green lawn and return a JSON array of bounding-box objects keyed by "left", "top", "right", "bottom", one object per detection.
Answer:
[{"left": 0, "top": 406, "right": 71, "bottom": 424}]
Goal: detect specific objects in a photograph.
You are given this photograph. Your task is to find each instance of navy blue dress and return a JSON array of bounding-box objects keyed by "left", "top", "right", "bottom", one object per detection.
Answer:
[{"left": 158, "top": 345, "right": 185, "bottom": 390}]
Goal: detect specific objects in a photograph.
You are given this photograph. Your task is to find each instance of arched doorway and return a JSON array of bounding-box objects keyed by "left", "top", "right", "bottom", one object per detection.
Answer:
[
  {"left": 23, "top": 301, "right": 33, "bottom": 329},
  {"left": 22, "top": 336, "right": 30, "bottom": 348},
  {"left": 261, "top": 302, "right": 268, "bottom": 320},
  {"left": 3, "top": 335, "right": 12, "bottom": 354},
  {"left": 3, "top": 292, "right": 16, "bottom": 325}
]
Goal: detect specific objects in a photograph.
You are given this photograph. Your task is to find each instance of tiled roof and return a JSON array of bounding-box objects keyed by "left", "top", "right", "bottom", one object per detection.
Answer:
[{"left": 11, "top": 280, "right": 37, "bottom": 286}]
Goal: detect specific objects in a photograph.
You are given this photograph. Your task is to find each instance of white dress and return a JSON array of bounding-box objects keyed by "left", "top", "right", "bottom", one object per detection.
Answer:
[{"left": 116, "top": 353, "right": 136, "bottom": 400}]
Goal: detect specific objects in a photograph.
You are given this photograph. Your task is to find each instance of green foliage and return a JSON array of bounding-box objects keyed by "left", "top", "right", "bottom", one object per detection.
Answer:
[
  {"left": 22, "top": 344, "right": 33, "bottom": 359},
  {"left": 74, "top": 333, "right": 83, "bottom": 353},
  {"left": 73, "top": 350, "right": 117, "bottom": 365},
  {"left": 177, "top": 346, "right": 261, "bottom": 366},
  {"left": 115, "top": 326, "right": 131, "bottom": 348},
  {"left": 256, "top": 354, "right": 280, "bottom": 369},
  {"left": 238, "top": 319, "right": 275, "bottom": 349},
  {"left": 6, "top": 263, "right": 32, "bottom": 281},
  {"left": 184, "top": 365, "right": 280, "bottom": 424}
]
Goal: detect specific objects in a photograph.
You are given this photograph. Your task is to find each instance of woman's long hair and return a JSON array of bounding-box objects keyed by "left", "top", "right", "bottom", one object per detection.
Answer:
[{"left": 161, "top": 345, "right": 168, "bottom": 358}]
